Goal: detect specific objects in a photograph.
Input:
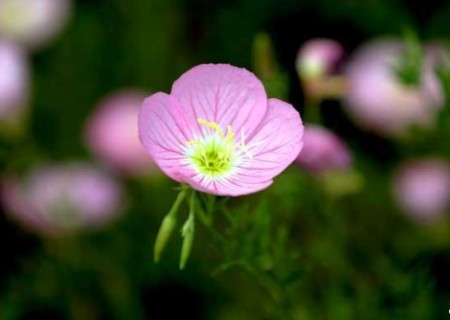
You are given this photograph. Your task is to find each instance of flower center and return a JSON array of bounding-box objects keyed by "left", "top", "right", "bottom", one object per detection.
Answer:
[{"left": 184, "top": 119, "right": 251, "bottom": 179}]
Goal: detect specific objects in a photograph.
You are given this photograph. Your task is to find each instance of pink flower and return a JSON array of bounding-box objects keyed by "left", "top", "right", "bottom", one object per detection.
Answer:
[
  {"left": 296, "top": 38, "right": 344, "bottom": 80},
  {"left": 85, "top": 90, "right": 157, "bottom": 176},
  {"left": 0, "top": 0, "right": 71, "bottom": 50},
  {"left": 0, "top": 41, "right": 28, "bottom": 121},
  {"left": 0, "top": 163, "right": 124, "bottom": 236},
  {"left": 139, "top": 64, "right": 304, "bottom": 196},
  {"left": 343, "top": 39, "right": 444, "bottom": 137},
  {"left": 295, "top": 125, "right": 352, "bottom": 173},
  {"left": 393, "top": 159, "right": 450, "bottom": 223}
]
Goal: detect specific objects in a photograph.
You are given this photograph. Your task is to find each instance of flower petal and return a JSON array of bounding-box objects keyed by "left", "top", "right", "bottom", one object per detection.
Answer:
[
  {"left": 184, "top": 173, "right": 273, "bottom": 197},
  {"left": 183, "top": 98, "right": 303, "bottom": 196},
  {"left": 239, "top": 98, "right": 304, "bottom": 178},
  {"left": 170, "top": 64, "right": 268, "bottom": 139},
  {"left": 138, "top": 92, "right": 195, "bottom": 182}
]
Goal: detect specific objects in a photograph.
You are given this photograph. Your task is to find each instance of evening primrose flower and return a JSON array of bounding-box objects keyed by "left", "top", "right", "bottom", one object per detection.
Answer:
[
  {"left": 0, "top": 0, "right": 71, "bottom": 50},
  {"left": 343, "top": 39, "right": 444, "bottom": 137},
  {"left": 139, "top": 64, "right": 304, "bottom": 196},
  {"left": 85, "top": 90, "right": 156, "bottom": 176},
  {"left": 0, "top": 163, "right": 124, "bottom": 236}
]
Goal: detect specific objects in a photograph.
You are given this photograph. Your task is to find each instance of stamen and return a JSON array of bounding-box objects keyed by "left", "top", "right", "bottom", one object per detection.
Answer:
[
  {"left": 185, "top": 119, "right": 254, "bottom": 178},
  {"left": 186, "top": 140, "right": 200, "bottom": 146},
  {"left": 198, "top": 118, "right": 224, "bottom": 137}
]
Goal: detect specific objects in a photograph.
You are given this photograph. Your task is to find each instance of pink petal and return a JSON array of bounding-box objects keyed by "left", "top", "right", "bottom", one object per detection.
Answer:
[
  {"left": 138, "top": 92, "right": 196, "bottom": 182},
  {"left": 185, "top": 174, "right": 274, "bottom": 197},
  {"left": 170, "top": 64, "right": 268, "bottom": 138},
  {"left": 183, "top": 98, "right": 303, "bottom": 196},
  {"left": 240, "top": 98, "right": 303, "bottom": 175}
]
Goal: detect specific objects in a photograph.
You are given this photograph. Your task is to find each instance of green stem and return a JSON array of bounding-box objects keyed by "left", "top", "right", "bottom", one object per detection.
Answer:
[
  {"left": 168, "top": 185, "right": 190, "bottom": 218},
  {"left": 305, "top": 95, "right": 322, "bottom": 124}
]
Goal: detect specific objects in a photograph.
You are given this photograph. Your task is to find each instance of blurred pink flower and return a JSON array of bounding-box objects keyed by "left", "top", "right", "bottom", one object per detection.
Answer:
[
  {"left": 393, "top": 159, "right": 450, "bottom": 223},
  {"left": 1, "top": 163, "right": 124, "bottom": 236},
  {"left": 343, "top": 39, "right": 444, "bottom": 137},
  {"left": 85, "top": 90, "right": 157, "bottom": 176},
  {"left": 0, "top": 0, "right": 71, "bottom": 50},
  {"left": 0, "top": 41, "right": 28, "bottom": 121},
  {"left": 295, "top": 125, "right": 352, "bottom": 174},
  {"left": 296, "top": 38, "right": 344, "bottom": 80},
  {"left": 139, "top": 64, "right": 304, "bottom": 196}
]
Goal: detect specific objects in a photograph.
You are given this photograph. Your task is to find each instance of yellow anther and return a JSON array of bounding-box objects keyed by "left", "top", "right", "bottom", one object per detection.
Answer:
[
  {"left": 186, "top": 140, "right": 200, "bottom": 146},
  {"left": 225, "top": 125, "right": 234, "bottom": 142},
  {"left": 198, "top": 118, "right": 224, "bottom": 137}
]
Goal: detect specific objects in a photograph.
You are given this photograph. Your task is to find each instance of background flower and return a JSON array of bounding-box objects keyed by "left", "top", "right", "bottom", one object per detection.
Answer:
[
  {"left": 1, "top": 163, "right": 124, "bottom": 236},
  {"left": 343, "top": 39, "right": 444, "bottom": 137},
  {"left": 296, "top": 38, "right": 344, "bottom": 80},
  {"left": 0, "top": 0, "right": 71, "bottom": 50},
  {"left": 85, "top": 90, "right": 157, "bottom": 176},
  {"left": 393, "top": 159, "right": 450, "bottom": 223},
  {"left": 295, "top": 124, "right": 352, "bottom": 174}
]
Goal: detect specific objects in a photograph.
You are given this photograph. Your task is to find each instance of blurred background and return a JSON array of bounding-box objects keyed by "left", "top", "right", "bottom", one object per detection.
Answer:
[{"left": 0, "top": 0, "right": 449, "bottom": 319}]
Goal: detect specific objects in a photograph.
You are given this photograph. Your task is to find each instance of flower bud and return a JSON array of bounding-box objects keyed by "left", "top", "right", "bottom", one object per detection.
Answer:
[
  {"left": 252, "top": 32, "right": 289, "bottom": 99},
  {"left": 179, "top": 213, "right": 195, "bottom": 270},
  {"left": 154, "top": 213, "right": 178, "bottom": 263},
  {"left": 296, "top": 39, "right": 344, "bottom": 80},
  {"left": 153, "top": 187, "right": 188, "bottom": 262}
]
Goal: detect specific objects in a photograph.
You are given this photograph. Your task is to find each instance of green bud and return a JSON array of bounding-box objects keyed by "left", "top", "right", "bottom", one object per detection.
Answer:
[
  {"left": 154, "top": 214, "right": 177, "bottom": 263},
  {"left": 179, "top": 214, "right": 195, "bottom": 270},
  {"left": 153, "top": 186, "right": 189, "bottom": 263},
  {"left": 252, "top": 32, "right": 276, "bottom": 80},
  {"left": 179, "top": 191, "right": 196, "bottom": 270},
  {"left": 252, "top": 32, "right": 288, "bottom": 99}
]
